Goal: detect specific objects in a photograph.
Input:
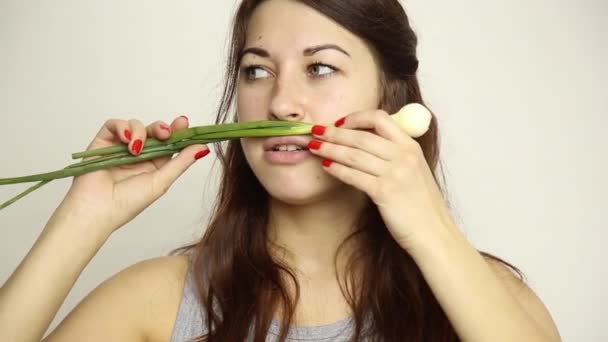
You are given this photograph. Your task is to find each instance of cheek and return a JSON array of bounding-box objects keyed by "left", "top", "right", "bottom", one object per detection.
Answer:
[
  {"left": 236, "top": 91, "right": 267, "bottom": 121},
  {"left": 239, "top": 138, "right": 260, "bottom": 173},
  {"left": 311, "top": 83, "right": 377, "bottom": 122},
  {"left": 309, "top": 86, "right": 346, "bottom": 118}
]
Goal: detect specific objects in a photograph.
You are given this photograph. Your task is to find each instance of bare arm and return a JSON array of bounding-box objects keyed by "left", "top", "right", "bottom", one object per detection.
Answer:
[
  {"left": 0, "top": 200, "right": 189, "bottom": 342},
  {"left": 0, "top": 115, "right": 207, "bottom": 342},
  {"left": 0, "top": 201, "right": 114, "bottom": 341},
  {"left": 43, "top": 255, "right": 188, "bottom": 342},
  {"left": 409, "top": 225, "right": 562, "bottom": 342}
]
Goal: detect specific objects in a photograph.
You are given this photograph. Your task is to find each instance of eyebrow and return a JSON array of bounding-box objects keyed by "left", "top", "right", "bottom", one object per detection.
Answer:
[
  {"left": 240, "top": 44, "right": 351, "bottom": 59},
  {"left": 304, "top": 44, "right": 350, "bottom": 57}
]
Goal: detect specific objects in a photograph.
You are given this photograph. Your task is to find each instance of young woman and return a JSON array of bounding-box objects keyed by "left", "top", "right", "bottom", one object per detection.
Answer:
[{"left": 0, "top": 0, "right": 561, "bottom": 341}]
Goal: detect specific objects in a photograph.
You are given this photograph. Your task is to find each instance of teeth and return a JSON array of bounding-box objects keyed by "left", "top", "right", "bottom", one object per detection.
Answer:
[{"left": 273, "top": 144, "right": 305, "bottom": 151}]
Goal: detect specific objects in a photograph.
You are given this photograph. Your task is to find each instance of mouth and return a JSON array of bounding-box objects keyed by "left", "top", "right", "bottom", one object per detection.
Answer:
[
  {"left": 263, "top": 136, "right": 312, "bottom": 152},
  {"left": 262, "top": 137, "right": 313, "bottom": 165},
  {"left": 269, "top": 144, "right": 309, "bottom": 152}
]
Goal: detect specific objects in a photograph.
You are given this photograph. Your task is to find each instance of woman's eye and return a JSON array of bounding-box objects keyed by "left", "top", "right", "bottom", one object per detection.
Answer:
[
  {"left": 244, "top": 66, "right": 271, "bottom": 80},
  {"left": 309, "top": 63, "right": 336, "bottom": 78}
]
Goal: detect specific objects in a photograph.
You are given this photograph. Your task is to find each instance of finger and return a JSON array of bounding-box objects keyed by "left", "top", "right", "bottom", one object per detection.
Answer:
[
  {"left": 127, "top": 119, "right": 147, "bottom": 156},
  {"left": 150, "top": 144, "right": 211, "bottom": 199},
  {"left": 86, "top": 119, "right": 132, "bottom": 150},
  {"left": 146, "top": 120, "right": 173, "bottom": 141},
  {"left": 311, "top": 124, "right": 396, "bottom": 161},
  {"left": 320, "top": 159, "right": 377, "bottom": 195},
  {"left": 149, "top": 115, "right": 190, "bottom": 170},
  {"left": 308, "top": 139, "right": 388, "bottom": 177},
  {"left": 170, "top": 115, "right": 190, "bottom": 132},
  {"left": 335, "top": 110, "right": 412, "bottom": 145}
]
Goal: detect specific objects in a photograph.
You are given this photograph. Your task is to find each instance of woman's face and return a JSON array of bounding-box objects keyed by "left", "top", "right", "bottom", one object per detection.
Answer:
[{"left": 237, "top": 0, "right": 382, "bottom": 205}]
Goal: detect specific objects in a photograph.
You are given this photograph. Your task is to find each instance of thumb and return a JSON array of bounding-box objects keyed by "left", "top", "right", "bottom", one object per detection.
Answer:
[{"left": 152, "top": 144, "right": 211, "bottom": 197}]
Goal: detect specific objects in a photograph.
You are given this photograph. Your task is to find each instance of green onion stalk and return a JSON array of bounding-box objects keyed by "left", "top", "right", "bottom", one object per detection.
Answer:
[{"left": 0, "top": 103, "right": 432, "bottom": 210}]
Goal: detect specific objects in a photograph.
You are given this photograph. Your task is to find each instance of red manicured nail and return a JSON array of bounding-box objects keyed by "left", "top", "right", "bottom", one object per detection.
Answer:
[
  {"left": 160, "top": 124, "right": 171, "bottom": 132},
  {"left": 132, "top": 139, "right": 143, "bottom": 154},
  {"left": 335, "top": 117, "right": 346, "bottom": 127},
  {"left": 195, "top": 149, "right": 210, "bottom": 160},
  {"left": 322, "top": 159, "right": 333, "bottom": 167},
  {"left": 308, "top": 140, "right": 323, "bottom": 150},
  {"left": 124, "top": 129, "right": 132, "bottom": 141},
  {"left": 312, "top": 125, "right": 326, "bottom": 136}
]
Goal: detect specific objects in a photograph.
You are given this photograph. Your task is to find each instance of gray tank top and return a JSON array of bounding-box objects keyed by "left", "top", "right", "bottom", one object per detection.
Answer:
[{"left": 170, "top": 267, "right": 359, "bottom": 342}]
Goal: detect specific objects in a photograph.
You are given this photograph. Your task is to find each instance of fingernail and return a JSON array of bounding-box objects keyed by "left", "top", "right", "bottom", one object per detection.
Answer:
[
  {"left": 335, "top": 117, "right": 346, "bottom": 127},
  {"left": 322, "top": 159, "right": 333, "bottom": 167},
  {"left": 132, "top": 139, "right": 143, "bottom": 154},
  {"left": 195, "top": 149, "right": 210, "bottom": 160},
  {"left": 312, "top": 125, "right": 326, "bottom": 136},
  {"left": 160, "top": 124, "right": 171, "bottom": 132},
  {"left": 124, "top": 129, "right": 132, "bottom": 141},
  {"left": 308, "top": 140, "right": 323, "bottom": 150},
  {"left": 179, "top": 115, "right": 189, "bottom": 122}
]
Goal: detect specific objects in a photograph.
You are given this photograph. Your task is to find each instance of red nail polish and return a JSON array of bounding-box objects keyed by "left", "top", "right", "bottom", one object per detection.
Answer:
[
  {"left": 132, "top": 139, "right": 143, "bottom": 154},
  {"left": 195, "top": 149, "right": 210, "bottom": 160},
  {"left": 335, "top": 117, "right": 346, "bottom": 127},
  {"left": 308, "top": 140, "right": 323, "bottom": 150},
  {"left": 124, "top": 129, "right": 132, "bottom": 141},
  {"left": 312, "top": 125, "right": 326, "bottom": 136},
  {"left": 322, "top": 159, "right": 333, "bottom": 167}
]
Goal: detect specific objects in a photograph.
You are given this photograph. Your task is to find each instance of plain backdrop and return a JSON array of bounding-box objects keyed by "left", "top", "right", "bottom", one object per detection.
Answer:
[{"left": 1, "top": 0, "right": 606, "bottom": 341}]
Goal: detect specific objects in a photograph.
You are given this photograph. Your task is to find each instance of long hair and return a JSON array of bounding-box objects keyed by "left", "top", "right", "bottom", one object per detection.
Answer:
[{"left": 171, "top": 0, "right": 523, "bottom": 341}]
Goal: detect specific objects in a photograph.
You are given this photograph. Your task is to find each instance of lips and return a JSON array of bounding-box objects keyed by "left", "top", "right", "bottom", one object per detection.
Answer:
[
  {"left": 264, "top": 149, "right": 311, "bottom": 164},
  {"left": 263, "top": 136, "right": 312, "bottom": 151}
]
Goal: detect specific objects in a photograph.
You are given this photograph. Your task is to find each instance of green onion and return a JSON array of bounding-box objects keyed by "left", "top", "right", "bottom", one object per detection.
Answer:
[
  {"left": 0, "top": 120, "right": 312, "bottom": 210},
  {"left": 0, "top": 104, "right": 431, "bottom": 210}
]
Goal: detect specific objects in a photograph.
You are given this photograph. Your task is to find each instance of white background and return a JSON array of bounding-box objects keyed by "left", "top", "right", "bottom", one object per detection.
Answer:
[{"left": 1, "top": 1, "right": 606, "bottom": 341}]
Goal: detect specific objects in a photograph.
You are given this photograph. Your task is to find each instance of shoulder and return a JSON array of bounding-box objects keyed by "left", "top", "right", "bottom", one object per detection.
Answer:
[
  {"left": 129, "top": 254, "right": 192, "bottom": 342},
  {"left": 44, "top": 255, "right": 191, "bottom": 342},
  {"left": 120, "top": 254, "right": 190, "bottom": 291},
  {"left": 483, "top": 255, "right": 562, "bottom": 342}
]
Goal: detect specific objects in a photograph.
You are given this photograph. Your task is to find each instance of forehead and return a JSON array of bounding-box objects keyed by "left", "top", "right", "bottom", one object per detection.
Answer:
[{"left": 245, "top": 0, "right": 363, "bottom": 54}]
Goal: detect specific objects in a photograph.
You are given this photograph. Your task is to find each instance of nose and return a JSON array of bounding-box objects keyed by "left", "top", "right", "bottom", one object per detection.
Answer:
[{"left": 268, "top": 74, "right": 306, "bottom": 122}]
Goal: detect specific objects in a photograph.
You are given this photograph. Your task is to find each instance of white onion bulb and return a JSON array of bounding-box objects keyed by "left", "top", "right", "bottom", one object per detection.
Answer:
[{"left": 390, "top": 103, "right": 432, "bottom": 138}]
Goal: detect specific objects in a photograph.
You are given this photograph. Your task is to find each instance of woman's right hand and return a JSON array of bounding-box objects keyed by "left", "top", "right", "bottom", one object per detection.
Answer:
[{"left": 56, "top": 115, "right": 210, "bottom": 237}]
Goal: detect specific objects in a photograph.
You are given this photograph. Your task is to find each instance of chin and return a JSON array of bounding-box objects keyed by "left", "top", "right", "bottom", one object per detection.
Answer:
[
  {"left": 253, "top": 165, "right": 344, "bottom": 206},
  {"left": 259, "top": 171, "right": 324, "bottom": 204},
  {"left": 242, "top": 142, "right": 346, "bottom": 205},
  {"left": 267, "top": 185, "right": 326, "bottom": 206}
]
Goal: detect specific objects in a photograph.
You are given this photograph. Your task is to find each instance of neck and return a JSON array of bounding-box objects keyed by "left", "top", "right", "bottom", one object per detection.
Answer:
[{"left": 267, "top": 186, "right": 369, "bottom": 278}]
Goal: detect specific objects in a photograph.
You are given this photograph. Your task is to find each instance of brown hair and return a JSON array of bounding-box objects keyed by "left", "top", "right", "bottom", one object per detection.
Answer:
[{"left": 171, "top": 0, "right": 523, "bottom": 341}]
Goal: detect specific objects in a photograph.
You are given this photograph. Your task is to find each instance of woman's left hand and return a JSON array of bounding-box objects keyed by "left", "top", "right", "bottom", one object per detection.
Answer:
[{"left": 308, "top": 109, "right": 456, "bottom": 251}]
